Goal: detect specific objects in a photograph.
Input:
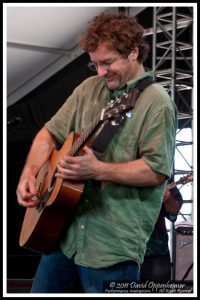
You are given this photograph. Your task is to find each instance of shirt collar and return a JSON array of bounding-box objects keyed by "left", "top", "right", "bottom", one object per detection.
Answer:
[{"left": 109, "top": 68, "right": 153, "bottom": 100}]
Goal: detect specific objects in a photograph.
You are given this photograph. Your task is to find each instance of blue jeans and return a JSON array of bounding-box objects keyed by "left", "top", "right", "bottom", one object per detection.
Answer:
[{"left": 31, "top": 250, "right": 139, "bottom": 293}]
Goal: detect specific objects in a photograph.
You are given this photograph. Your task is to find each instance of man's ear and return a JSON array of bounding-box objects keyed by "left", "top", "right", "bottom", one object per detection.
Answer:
[{"left": 129, "top": 47, "right": 139, "bottom": 61}]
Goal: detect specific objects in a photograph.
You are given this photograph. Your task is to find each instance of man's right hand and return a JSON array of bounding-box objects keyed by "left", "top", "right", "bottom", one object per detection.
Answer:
[{"left": 16, "top": 174, "right": 39, "bottom": 208}]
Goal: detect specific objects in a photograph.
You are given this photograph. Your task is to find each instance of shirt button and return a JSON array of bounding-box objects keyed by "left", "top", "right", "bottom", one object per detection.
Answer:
[{"left": 80, "top": 225, "right": 85, "bottom": 229}]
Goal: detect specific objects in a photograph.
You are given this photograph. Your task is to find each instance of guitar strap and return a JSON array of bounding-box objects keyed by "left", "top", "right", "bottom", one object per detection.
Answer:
[{"left": 91, "top": 76, "right": 154, "bottom": 157}]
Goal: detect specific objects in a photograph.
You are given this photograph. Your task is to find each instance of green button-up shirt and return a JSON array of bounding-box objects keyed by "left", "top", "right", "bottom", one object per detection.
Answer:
[{"left": 45, "top": 71, "right": 177, "bottom": 268}]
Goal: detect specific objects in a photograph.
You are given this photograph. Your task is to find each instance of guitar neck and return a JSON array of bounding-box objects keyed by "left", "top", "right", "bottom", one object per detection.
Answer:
[
  {"left": 67, "top": 88, "right": 139, "bottom": 157},
  {"left": 68, "top": 116, "right": 103, "bottom": 156},
  {"left": 167, "top": 173, "right": 193, "bottom": 190}
]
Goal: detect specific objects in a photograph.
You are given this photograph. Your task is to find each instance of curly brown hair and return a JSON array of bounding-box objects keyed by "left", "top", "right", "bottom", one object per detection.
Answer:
[{"left": 79, "top": 11, "right": 150, "bottom": 63}]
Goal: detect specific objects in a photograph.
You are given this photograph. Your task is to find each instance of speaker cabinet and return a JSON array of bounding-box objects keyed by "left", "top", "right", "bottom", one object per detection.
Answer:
[{"left": 174, "top": 224, "right": 193, "bottom": 281}]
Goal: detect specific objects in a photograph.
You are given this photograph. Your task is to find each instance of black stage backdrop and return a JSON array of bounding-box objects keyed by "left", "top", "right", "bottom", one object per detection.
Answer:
[{"left": 7, "top": 52, "right": 93, "bottom": 279}]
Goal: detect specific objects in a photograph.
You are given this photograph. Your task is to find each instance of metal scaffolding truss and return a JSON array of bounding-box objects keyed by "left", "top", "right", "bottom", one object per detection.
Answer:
[
  {"left": 152, "top": 5, "right": 193, "bottom": 196},
  {"left": 152, "top": 6, "right": 194, "bottom": 281},
  {"left": 152, "top": 7, "right": 193, "bottom": 115}
]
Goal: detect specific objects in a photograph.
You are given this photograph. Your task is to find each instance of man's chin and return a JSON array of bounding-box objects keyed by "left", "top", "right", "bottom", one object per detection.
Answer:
[{"left": 104, "top": 79, "right": 118, "bottom": 90}]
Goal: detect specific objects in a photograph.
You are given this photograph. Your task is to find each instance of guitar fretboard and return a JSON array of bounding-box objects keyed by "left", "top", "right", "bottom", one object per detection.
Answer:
[{"left": 68, "top": 117, "right": 103, "bottom": 156}]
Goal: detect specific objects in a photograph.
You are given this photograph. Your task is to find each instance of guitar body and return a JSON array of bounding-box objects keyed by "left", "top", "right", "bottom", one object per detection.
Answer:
[{"left": 19, "top": 132, "right": 84, "bottom": 253}]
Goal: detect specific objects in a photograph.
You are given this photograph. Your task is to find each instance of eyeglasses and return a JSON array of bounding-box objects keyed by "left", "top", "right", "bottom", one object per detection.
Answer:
[{"left": 88, "top": 56, "right": 122, "bottom": 72}]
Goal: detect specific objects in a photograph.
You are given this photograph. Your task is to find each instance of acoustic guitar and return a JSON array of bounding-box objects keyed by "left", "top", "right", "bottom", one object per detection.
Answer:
[{"left": 19, "top": 90, "right": 137, "bottom": 253}]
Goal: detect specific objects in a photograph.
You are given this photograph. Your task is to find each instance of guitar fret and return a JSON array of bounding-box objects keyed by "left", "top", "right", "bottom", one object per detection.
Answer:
[{"left": 69, "top": 117, "right": 101, "bottom": 156}]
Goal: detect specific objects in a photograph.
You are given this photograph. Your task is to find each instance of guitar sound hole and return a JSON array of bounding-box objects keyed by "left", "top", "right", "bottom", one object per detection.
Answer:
[
  {"left": 36, "top": 168, "right": 59, "bottom": 212},
  {"left": 37, "top": 189, "right": 52, "bottom": 212},
  {"left": 49, "top": 168, "right": 57, "bottom": 191}
]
